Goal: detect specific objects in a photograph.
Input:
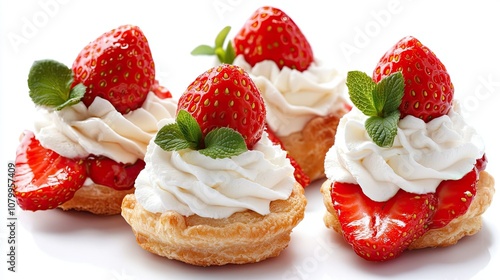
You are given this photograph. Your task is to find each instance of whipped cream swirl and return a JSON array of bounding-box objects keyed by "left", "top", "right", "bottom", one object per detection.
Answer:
[
  {"left": 233, "top": 55, "right": 347, "bottom": 136},
  {"left": 34, "top": 92, "right": 177, "bottom": 164},
  {"left": 325, "top": 102, "right": 484, "bottom": 201},
  {"left": 135, "top": 126, "right": 295, "bottom": 219}
]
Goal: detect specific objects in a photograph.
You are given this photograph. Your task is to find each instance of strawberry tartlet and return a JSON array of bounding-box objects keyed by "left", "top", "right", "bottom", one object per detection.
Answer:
[
  {"left": 121, "top": 64, "right": 306, "bottom": 266},
  {"left": 13, "top": 25, "right": 177, "bottom": 215},
  {"left": 192, "top": 6, "right": 350, "bottom": 186},
  {"left": 320, "top": 36, "right": 495, "bottom": 261}
]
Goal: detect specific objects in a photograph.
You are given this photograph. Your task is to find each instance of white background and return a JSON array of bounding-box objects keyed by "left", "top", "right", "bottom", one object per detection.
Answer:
[{"left": 1, "top": 0, "right": 499, "bottom": 279}]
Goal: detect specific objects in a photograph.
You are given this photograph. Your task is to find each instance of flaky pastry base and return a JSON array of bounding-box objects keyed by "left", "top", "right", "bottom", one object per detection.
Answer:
[
  {"left": 320, "top": 171, "right": 495, "bottom": 250},
  {"left": 58, "top": 184, "right": 134, "bottom": 215},
  {"left": 280, "top": 108, "right": 347, "bottom": 183},
  {"left": 121, "top": 182, "right": 307, "bottom": 266}
]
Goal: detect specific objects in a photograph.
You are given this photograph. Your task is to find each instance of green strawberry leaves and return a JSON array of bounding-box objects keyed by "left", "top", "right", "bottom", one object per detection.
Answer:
[
  {"left": 155, "top": 110, "right": 247, "bottom": 159},
  {"left": 346, "top": 71, "right": 404, "bottom": 147},
  {"left": 191, "top": 26, "right": 236, "bottom": 64},
  {"left": 28, "top": 59, "right": 86, "bottom": 110}
]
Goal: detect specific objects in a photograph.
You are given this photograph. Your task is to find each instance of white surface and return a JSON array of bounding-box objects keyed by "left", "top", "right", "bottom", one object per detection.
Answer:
[{"left": 1, "top": 1, "right": 499, "bottom": 279}]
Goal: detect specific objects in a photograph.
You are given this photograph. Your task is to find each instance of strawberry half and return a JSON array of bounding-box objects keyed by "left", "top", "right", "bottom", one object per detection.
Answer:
[
  {"left": 86, "top": 156, "right": 145, "bottom": 191},
  {"left": 265, "top": 124, "right": 310, "bottom": 187},
  {"left": 429, "top": 155, "right": 487, "bottom": 229},
  {"left": 177, "top": 64, "right": 266, "bottom": 149},
  {"left": 191, "top": 6, "right": 314, "bottom": 72},
  {"left": 331, "top": 182, "right": 437, "bottom": 261},
  {"left": 13, "top": 131, "right": 87, "bottom": 211},
  {"left": 430, "top": 170, "right": 477, "bottom": 229},
  {"left": 72, "top": 24, "right": 155, "bottom": 114},
  {"left": 372, "top": 36, "right": 454, "bottom": 122}
]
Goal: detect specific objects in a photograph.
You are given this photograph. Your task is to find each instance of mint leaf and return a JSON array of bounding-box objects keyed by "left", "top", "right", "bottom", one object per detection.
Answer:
[
  {"left": 154, "top": 109, "right": 248, "bottom": 158},
  {"left": 346, "top": 71, "right": 377, "bottom": 116},
  {"left": 191, "top": 26, "right": 235, "bottom": 64},
  {"left": 56, "top": 83, "right": 85, "bottom": 110},
  {"left": 155, "top": 110, "right": 203, "bottom": 151},
  {"left": 154, "top": 123, "right": 193, "bottom": 151},
  {"left": 191, "top": 45, "right": 215, "bottom": 55},
  {"left": 225, "top": 40, "right": 235, "bottom": 64},
  {"left": 365, "top": 110, "right": 400, "bottom": 147},
  {"left": 347, "top": 70, "right": 405, "bottom": 148},
  {"left": 28, "top": 59, "right": 84, "bottom": 110},
  {"left": 176, "top": 110, "right": 202, "bottom": 148},
  {"left": 199, "top": 127, "right": 247, "bottom": 159},
  {"left": 372, "top": 72, "right": 404, "bottom": 116},
  {"left": 215, "top": 26, "right": 231, "bottom": 49}
]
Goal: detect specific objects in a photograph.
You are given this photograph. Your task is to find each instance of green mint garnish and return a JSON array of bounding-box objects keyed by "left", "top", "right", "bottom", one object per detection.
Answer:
[
  {"left": 200, "top": 127, "right": 247, "bottom": 158},
  {"left": 191, "top": 26, "right": 236, "bottom": 64},
  {"left": 176, "top": 109, "right": 203, "bottom": 148},
  {"left": 154, "top": 110, "right": 247, "bottom": 159},
  {"left": 346, "top": 71, "right": 405, "bottom": 147},
  {"left": 27, "top": 59, "right": 85, "bottom": 110}
]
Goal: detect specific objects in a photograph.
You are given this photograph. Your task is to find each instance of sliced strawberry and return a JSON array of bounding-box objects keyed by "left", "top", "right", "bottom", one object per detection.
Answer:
[
  {"left": 287, "top": 156, "right": 310, "bottom": 188},
  {"left": 372, "top": 36, "right": 454, "bottom": 122},
  {"left": 265, "top": 124, "right": 310, "bottom": 187},
  {"left": 86, "top": 156, "right": 145, "bottom": 191},
  {"left": 475, "top": 153, "right": 488, "bottom": 173},
  {"left": 151, "top": 79, "right": 172, "bottom": 99},
  {"left": 13, "top": 131, "right": 86, "bottom": 211},
  {"left": 177, "top": 64, "right": 266, "bottom": 149},
  {"left": 72, "top": 25, "right": 155, "bottom": 114},
  {"left": 233, "top": 6, "right": 314, "bottom": 71},
  {"left": 331, "top": 182, "right": 437, "bottom": 261},
  {"left": 430, "top": 165, "right": 482, "bottom": 229}
]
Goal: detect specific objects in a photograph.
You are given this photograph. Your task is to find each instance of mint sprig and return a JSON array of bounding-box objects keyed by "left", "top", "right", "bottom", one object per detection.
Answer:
[
  {"left": 28, "top": 59, "right": 86, "bottom": 110},
  {"left": 154, "top": 110, "right": 247, "bottom": 159},
  {"left": 346, "top": 71, "right": 404, "bottom": 147},
  {"left": 191, "top": 26, "right": 236, "bottom": 64}
]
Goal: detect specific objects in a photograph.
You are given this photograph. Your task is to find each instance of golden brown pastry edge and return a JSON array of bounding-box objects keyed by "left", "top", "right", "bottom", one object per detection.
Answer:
[
  {"left": 121, "top": 182, "right": 307, "bottom": 266},
  {"left": 58, "top": 184, "right": 134, "bottom": 215},
  {"left": 280, "top": 108, "right": 348, "bottom": 182}
]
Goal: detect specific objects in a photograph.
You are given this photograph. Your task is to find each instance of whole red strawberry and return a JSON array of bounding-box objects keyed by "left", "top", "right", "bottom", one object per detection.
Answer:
[
  {"left": 191, "top": 6, "right": 314, "bottom": 72},
  {"left": 233, "top": 6, "right": 313, "bottom": 71},
  {"left": 177, "top": 64, "right": 266, "bottom": 149},
  {"left": 372, "top": 36, "right": 454, "bottom": 122},
  {"left": 72, "top": 24, "right": 155, "bottom": 114},
  {"left": 14, "top": 131, "right": 87, "bottom": 211}
]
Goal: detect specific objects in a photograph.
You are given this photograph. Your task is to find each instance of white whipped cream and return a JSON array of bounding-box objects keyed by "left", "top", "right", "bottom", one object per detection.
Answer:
[
  {"left": 34, "top": 92, "right": 177, "bottom": 164},
  {"left": 233, "top": 55, "right": 348, "bottom": 136},
  {"left": 325, "top": 102, "right": 484, "bottom": 202},
  {"left": 134, "top": 125, "right": 295, "bottom": 219}
]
